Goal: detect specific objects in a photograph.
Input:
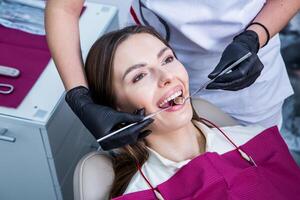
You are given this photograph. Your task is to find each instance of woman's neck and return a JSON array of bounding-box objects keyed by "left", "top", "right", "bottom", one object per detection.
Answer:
[{"left": 146, "top": 121, "right": 205, "bottom": 162}]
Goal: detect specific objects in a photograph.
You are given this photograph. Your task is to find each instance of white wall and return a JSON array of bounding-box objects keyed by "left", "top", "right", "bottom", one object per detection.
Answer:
[{"left": 88, "top": 0, "right": 132, "bottom": 27}]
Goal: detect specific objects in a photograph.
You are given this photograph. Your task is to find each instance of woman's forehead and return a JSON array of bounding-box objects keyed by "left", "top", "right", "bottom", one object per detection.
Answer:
[
  {"left": 113, "top": 33, "right": 167, "bottom": 74},
  {"left": 116, "top": 33, "right": 166, "bottom": 59}
]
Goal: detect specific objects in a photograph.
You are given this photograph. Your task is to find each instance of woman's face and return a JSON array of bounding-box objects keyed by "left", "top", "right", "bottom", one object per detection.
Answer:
[{"left": 113, "top": 33, "right": 193, "bottom": 133}]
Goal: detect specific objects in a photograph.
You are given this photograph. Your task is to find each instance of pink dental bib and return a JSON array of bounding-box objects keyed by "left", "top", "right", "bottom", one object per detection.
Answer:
[{"left": 113, "top": 125, "right": 300, "bottom": 200}]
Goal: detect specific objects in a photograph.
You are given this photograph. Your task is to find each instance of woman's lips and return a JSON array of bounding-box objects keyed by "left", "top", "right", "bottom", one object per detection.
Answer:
[
  {"left": 164, "top": 103, "right": 185, "bottom": 112},
  {"left": 158, "top": 90, "right": 183, "bottom": 108},
  {"left": 157, "top": 85, "right": 184, "bottom": 108}
]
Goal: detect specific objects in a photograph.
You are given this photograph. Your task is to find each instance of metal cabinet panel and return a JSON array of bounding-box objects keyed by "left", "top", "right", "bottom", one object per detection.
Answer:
[
  {"left": 0, "top": 120, "right": 57, "bottom": 200},
  {"left": 52, "top": 123, "right": 89, "bottom": 184},
  {"left": 46, "top": 100, "right": 77, "bottom": 158}
]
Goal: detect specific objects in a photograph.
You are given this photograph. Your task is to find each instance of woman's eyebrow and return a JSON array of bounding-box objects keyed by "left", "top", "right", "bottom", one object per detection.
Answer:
[
  {"left": 122, "top": 63, "right": 146, "bottom": 80},
  {"left": 157, "top": 47, "right": 169, "bottom": 58},
  {"left": 122, "top": 47, "right": 170, "bottom": 80}
]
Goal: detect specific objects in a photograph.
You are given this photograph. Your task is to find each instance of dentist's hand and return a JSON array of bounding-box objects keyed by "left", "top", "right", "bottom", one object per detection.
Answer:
[
  {"left": 65, "top": 86, "right": 154, "bottom": 150},
  {"left": 207, "top": 30, "right": 264, "bottom": 91}
]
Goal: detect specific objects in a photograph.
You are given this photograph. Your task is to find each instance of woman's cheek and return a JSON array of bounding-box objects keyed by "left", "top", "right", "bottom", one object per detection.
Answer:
[
  {"left": 179, "top": 65, "right": 189, "bottom": 83},
  {"left": 126, "top": 92, "right": 156, "bottom": 114},
  {"left": 115, "top": 89, "right": 143, "bottom": 112}
]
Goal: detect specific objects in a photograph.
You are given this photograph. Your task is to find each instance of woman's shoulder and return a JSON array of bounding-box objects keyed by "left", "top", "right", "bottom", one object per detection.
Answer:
[
  {"left": 217, "top": 124, "right": 265, "bottom": 143},
  {"left": 217, "top": 124, "right": 265, "bottom": 137},
  {"left": 123, "top": 170, "right": 147, "bottom": 195},
  {"left": 194, "top": 120, "right": 265, "bottom": 154},
  {"left": 123, "top": 160, "right": 175, "bottom": 195},
  {"left": 123, "top": 148, "right": 189, "bottom": 195}
]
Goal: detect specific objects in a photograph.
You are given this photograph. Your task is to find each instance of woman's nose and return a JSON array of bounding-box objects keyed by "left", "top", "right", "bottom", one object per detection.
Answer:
[{"left": 157, "top": 69, "right": 175, "bottom": 87}]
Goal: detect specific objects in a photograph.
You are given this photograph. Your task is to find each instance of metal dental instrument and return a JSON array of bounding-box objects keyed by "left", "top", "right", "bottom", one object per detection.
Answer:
[
  {"left": 174, "top": 52, "right": 252, "bottom": 105},
  {"left": 97, "top": 52, "right": 252, "bottom": 143},
  {"left": 0, "top": 83, "right": 14, "bottom": 94},
  {"left": 97, "top": 106, "right": 171, "bottom": 142},
  {"left": 0, "top": 65, "right": 20, "bottom": 77}
]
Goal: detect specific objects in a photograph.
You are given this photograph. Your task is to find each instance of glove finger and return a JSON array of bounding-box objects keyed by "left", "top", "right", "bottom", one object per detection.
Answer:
[
  {"left": 248, "top": 56, "right": 264, "bottom": 76},
  {"left": 222, "top": 55, "right": 263, "bottom": 87},
  {"left": 99, "top": 141, "right": 118, "bottom": 151},
  {"left": 100, "top": 118, "right": 154, "bottom": 150},
  {"left": 208, "top": 45, "right": 247, "bottom": 79},
  {"left": 207, "top": 71, "right": 261, "bottom": 91},
  {"left": 125, "top": 118, "right": 154, "bottom": 142},
  {"left": 138, "top": 130, "right": 152, "bottom": 140},
  {"left": 206, "top": 81, "right": 224, "bottom": 90},
  {"left": 113, "top": 108, "right": 147, "bottom": 131},
  {"left": 230, "top": 71, "right": 261, "bottom": 90},
  {"left": 117, "top": 111, "right": 145, "bottom": 124},
  {"left": 100, "top": 130, "right": 136, "bottom": 150},
  {"left": 222, "top": 72, "right": 260, "bottom": 91},
  {"left": 233, "top": 55, "right": 260, "bottom": 78},
  {"left": 108, "top": 108, "right": 146, "bottom": 134},
  {"left": 211, "top": 67, "right": 243, "bottom": 83},
  {"left": 90, "top": 107, "right": 141, "bottom": 137},
  {"left": 208, "top": 60, "right": 232, "bottom": 79},
  {"left": 127, "top": 118, "right": 154, "bottom": 136},
  {"left": 209, "top": 55, "right": 259, "bottom": 83}
]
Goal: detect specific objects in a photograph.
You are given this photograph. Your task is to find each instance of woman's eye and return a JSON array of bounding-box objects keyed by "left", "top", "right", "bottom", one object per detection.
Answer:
[
  {"left": 162, "top": 56, "right": 174, "bottom": 65},
  {"left": 133, "top": 73, "right": 146, "bottom": 83}
]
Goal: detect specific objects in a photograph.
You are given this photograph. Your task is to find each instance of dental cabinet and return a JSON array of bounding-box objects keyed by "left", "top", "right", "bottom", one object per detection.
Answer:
[{"left": 0, "top": 2, "right": 118, "bottom": 200}]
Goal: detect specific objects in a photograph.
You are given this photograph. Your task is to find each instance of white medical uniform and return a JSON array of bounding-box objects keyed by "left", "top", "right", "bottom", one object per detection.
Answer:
[
  {"left": 127, "top": 0, "right": 294, "bottom": 128},
  {"left": 124, "top": 121, "right": 265, "bottom": 194}
]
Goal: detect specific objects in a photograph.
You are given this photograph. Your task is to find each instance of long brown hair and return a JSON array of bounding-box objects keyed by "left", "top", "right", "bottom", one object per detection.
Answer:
[{"left": 85, "top": 25, "right": 201, "bottom": 198}]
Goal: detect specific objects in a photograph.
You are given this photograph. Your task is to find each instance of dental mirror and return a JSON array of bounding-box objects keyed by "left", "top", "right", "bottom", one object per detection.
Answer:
[{"left": 173, "top": 96, "right": 186, "bottom": 105}]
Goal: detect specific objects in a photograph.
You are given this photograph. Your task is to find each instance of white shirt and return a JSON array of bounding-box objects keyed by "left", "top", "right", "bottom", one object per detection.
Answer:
[
  {"left": 127, "top": 0, "right": 293, "bottom": 125},
  {"left": 123, "top": 121, "right": 265, "bottom": 194}
]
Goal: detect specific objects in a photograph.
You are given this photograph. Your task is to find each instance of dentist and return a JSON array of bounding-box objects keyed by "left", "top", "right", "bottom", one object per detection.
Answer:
[{"left": 45, "top": 0, "right": 300, "bottom": 150}]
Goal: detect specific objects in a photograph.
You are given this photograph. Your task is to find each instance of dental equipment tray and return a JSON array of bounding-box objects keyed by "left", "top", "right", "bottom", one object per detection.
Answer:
[
  {"left": 0, "top": 1, "right": 118, "bottom": 125},
  {"left": 0, "top": 5, "right": 86, "bottom": 109},
  {"left": 0, "top": 24, "right": 51, "bottom": 108}
]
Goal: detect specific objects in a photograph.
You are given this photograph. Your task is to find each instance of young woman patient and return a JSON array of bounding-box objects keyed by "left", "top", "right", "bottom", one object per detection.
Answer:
[{"left": 84, "top": 26, "right": 300, "bottom": 200}]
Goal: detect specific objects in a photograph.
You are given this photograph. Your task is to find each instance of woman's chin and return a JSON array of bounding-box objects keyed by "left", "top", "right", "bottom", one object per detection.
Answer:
[{"left": 153, "top": 103, "right": 193, "bottom": 131}]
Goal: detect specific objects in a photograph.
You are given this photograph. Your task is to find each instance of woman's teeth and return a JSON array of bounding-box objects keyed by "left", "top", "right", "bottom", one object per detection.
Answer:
[{"left": 159, "top": 90, "right": 183, "bottom": 108}]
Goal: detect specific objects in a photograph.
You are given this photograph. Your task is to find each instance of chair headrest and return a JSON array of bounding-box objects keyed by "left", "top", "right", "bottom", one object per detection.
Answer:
[{"left": 73, "top": 151, "right": 115, "bottom": 200}]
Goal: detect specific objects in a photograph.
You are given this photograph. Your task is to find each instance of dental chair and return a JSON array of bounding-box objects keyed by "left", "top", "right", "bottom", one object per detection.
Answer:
[{"left": 73, "top": 98, "right": 239, "bottom": 200}]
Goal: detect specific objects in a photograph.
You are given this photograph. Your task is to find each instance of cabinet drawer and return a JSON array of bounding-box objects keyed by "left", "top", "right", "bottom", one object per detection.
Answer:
[{"left": 0, "top": 119, "right": 57, "bottom": 200}]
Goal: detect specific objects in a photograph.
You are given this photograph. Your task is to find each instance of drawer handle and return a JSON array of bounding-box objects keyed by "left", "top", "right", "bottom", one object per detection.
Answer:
[{"left": 0, "top": 128, "right": 16, "bottom": 143}]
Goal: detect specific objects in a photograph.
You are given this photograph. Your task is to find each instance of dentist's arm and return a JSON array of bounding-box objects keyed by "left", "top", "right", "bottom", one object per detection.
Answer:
[
  {"left": 247, "top": 0, "right": 300, "bottom": 48},
  {"left": 45, "top": 0, "right": 154, "bottom": 150},
  {"left": 45, "top": 0, "right": 86, "bottom": 90},
  {"left": 207, "top": 0, "right": 300, "bottom": 91}
]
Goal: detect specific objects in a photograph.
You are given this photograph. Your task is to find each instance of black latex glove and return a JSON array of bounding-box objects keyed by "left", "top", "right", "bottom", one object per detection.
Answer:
[
  {"left": 65, "top": 86, "right": 154, "bottom": 150},
  {"left": 207, "top": 30, "right": 264, "bottom": 91},
  {"left": 99, "top": 108, "right": 153, "bottom": 150}
]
